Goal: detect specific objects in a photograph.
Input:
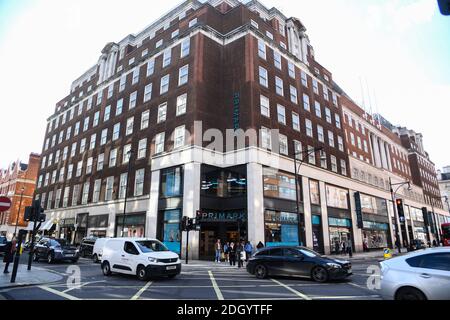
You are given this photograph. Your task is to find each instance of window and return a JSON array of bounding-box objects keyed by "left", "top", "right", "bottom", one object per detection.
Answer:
[
  {"left": 315, "top": 101, "right": 322, "bottom": 118},
  {"left": 313, "top": 79, "right": 319, "bottom": 95},
  {"left": 308, "top": 146, "right": 316, "bottom": 165},
  {"left": 350, "top": 132, "right": 355, "bottom": 146},
  {"left": 363, "top": 140, "right": 368, "bottom": 153},
  {"left": 62, "top": 147, "right": 68, "bottom": 161},
  {"left": 292, "top": 112, "right": 300, "bottom": 131},
  {"left": 89, "top": 134, "right": 96, "bottom": 150},
  {"left": 134, "top": 169, "right": 145, "bottom": 196},
  {"left": 107, "top": 84, "right": 114, "bottom": 99},
  {"left": 263, "top": 168, "right": 296, "bottom": 201},
  {"left": 93, "top": 111, "right": 100, "bottom": 127},
  {"left": 105, "top": 177, "right": 114, "bottom": 201},
  {"left": 161, "top": 167, "right": 183, "bottom": 197},
  {"left": 54, "top": 189, "right": 61, "bottom": 209},
  {"left": 80, "top": 138, "right": 86, "bottom": 153},
  {"left": 100, "top": 129, "right": 108, "bottom": 145},
  {"left": 251, "top": 19, "right": 259, "bottom": 29},
  {"left": 331, "top": 156, "right": 337, "bottom": 172},
  {"left": 277, "top": 104, "right": 286, "bottom": 125},
  {"left": 119, "top": 173, "right": 127, "bottom": 199},
  {"left": 129, "top": 91, "right": 137, "bottom": 109},
  {"left": 97, "top": 153, "right": 104, "bottom": 171},
  {"left": 273, "top": 51, "right": 282, "bottom": 69},
  {"left": 163, "top": 49, "right": 172, "bottom": 68},
  {"left": 279, "top": 134, "right": 288, "bottom": 155},
  {"left": 326, "top": 185, "right": 349, "bottom": 209},
  {"left": 258, "top": 39, "right": 266, "bottom": 59},
  {"left": 266, "top": 31, "right": 273, "bottom": 40},
  {"left": 294, "top": 140, "right": 303, "bottom": 160},
  {"left": 51, "top": 170, "right": 57, "bottom": 184},
  {"left": 104, "top": 105, "right": 111, "bottom": 122},
  {"left": 303, "top": 94, "right": 310, "bottom": 111},
  {"left": 119, "top": 76, "right": 126, "bottom": 92},
  {"left": 58, "top": 131, "right": 64, "bottom": 144},
  {"left": 109, "top": 148, "right": 118, "bottom": 167},
  {"left": 174, "top": 125, "right": 185, "bottom": 149},
  {"left": 261, "top": 127, "right": 272, "bottom": 150},
  {"left": 138, "top": 138, "right": 147, "bottom": 159},
  {"left": 144, "top": 83, "right": 152, "bottom": 102},
  {"left": 320, "top": 151, "right": 327, "bottom": 169},
  {"left": 332, "top": 92, "right": 338, "bottom": 106},
  {"left": 188, "top": 18, "right": 197, "bottom": 28},
  {"left": 260, "top": 95, "right": 270, "bottom": 117},
  {"left": 259, "top": 67, "right": 268, "bottom": 87},
  {"left": 357, "top": 136, "right": 362, "bottom": 150},
  {"left": 335, "top": 114, "right": 341, "bottom": 129},
  {"left": 81, "top": 182, "right": 90, "bottom": 205},
  {"left": 306, "top": 119, "right": 313, "bottom": 137},
  {"left": 275, "top": 77, "right": 284, "bottom": 96},
  {"left": 181, "top": 38, "right": 190, "bottom": 58},
  {"left": 141, "top": 110, "right": 149, "bottom": 129},
  {"left": 301, "top": 71, "right": 308, "bottom": 87},
  {"left": 158, "top": 103, "right": 167, "bottom": 123},
  {"left": 146, "top": 60, "right": 155, "bottom": 77},
  {"left": 317, "top": 125, "right": 324, "bottom": 142},
  {"left": 338, "top": 136, "right": 344, "bottom": 151},
  {"left": 113, "top": 123, "right": 120, "bottom": 141},
  {"left": 171, "top": 29, "right": 179, "bottom": 39},
  {"left": 160, "top": 75, "right": 170, "bottom": 94},
  {"left": 66, "top": 127, "right": 72, "bottom": 140},
  {"left": 74, "top": 122, "right": 80, "bottom": 136},
  {"left": 328, "top": 131, "right": 335, "bottom": 147},
  {"left": 288, "top": 62, "right": 295, "bottom": 78},
  {"left": 86, "top": 157, "right": 93, "bottom": 174},
  {"left": 116, "top": 98, "right": 123, "bottom": 116},
  {"left": 323, "top": 87, "right": 329, "bottom": 101},
  {"left": 178, "top": 65, "right": 189, "bottom": 86},
  {"left": 325, "top": 108, "right": 332, "bottom": 123},
  {"left": 290, "top": 86, "right": 298, "bottom": 104},
  {"left": 176, "top": 94, "right": 187, "bottom": 116},
  {"left": 76, "top": 160, "right": 83, "bottom": 177},
  {"left": 126, "top": 117, "right": 134, "bottom": 135},
  {"left": 156, "top": 39, "right": 163, "bottom": 48},
  {"left": 155, "top": 132, "right": 165, "bottom": 154},
  {"left": 123, "top": 144, "right": 132, "bottom": 164},
  {"left": 83, "top": 117, "right": 89, "bottom": 132},
  {"left": 341, "top": 160, "right": 347, "bottom": 175},
  {"left": 93, "top": 179, "right": 101, "bottom": 203}
]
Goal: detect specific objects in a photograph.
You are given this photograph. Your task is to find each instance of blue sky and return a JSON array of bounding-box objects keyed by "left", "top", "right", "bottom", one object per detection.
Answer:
[{"left": 0, "top": 0, "right": 449, "bottom": 170}]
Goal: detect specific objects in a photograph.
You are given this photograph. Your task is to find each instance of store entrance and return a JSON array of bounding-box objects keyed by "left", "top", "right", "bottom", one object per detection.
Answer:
[
  {"left": 329, "top": 227, "right": 351, "bottom": 254},
  {"left": 199, "top": 222, "right": 246, "bottom": 261}
]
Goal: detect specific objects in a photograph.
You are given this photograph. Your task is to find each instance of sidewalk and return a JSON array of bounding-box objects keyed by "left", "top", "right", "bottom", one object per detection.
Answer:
[
  {"left": 0, "top": 265, "right": 63, "bottom": 289},
  {"left": 325, "top": 248, "right": 406, "bottom": 261}
]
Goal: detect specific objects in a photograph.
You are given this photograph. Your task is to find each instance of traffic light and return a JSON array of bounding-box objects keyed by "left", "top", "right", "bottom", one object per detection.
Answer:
[
  {"left": 24, "top": 200, "right": 46, "bottom": 223},
  {"left": 396, "top": 199, "right": 405, "bottom": 221},
  {"left": 181, "top": 216, "right": 189, "bottom": 231}
]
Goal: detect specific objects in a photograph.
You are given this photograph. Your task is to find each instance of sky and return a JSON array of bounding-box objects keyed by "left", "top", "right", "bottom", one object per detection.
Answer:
[{"left": 0, "top": 0, "right": 449, "bottom": 170}]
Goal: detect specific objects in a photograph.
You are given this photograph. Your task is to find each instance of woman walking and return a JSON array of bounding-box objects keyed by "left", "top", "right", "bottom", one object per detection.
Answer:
[
  {"left": 214, "top": 239, "right": 222, "bottom": 263},
  {"left": 3, "top": 237, "right": 17, "bottom": 274},
  {"left": 223, "top": 242, "right": 229, "bottom": 263},
  {"left": 228, "top": 242, "right": 236, "bottom": 266}
]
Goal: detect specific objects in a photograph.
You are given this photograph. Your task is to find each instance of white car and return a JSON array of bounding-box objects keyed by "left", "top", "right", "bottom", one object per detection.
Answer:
[
  {"left": 92, "top": 237, "right": 109, "bottom": 263},
  {"left": 379, "top": 247, "right": 450, "bottom": 300},
  {"left": 101, "top": 238, "right": 181, "bottom": 281}
]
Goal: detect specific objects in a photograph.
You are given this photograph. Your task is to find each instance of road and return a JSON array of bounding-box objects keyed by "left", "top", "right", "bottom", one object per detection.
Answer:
[{"left": 0, "top": 256, "right": 382, "bottom": 300}]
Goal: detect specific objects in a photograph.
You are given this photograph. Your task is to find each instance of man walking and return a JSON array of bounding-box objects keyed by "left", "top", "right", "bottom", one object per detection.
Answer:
[
  {"left": 214, "top": 239, "right": 222, "bottom": 263},
  {"left": 3, "top": 237, "right": 17, "bottom": 274},
  {"left": 244, "top": 241, "right": 253, "bottom": 262}
]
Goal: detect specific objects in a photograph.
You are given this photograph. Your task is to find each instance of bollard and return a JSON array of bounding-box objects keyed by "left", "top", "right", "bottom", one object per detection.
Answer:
[{"left": 11, "top": 229, "right": 27, "bottom": 283}]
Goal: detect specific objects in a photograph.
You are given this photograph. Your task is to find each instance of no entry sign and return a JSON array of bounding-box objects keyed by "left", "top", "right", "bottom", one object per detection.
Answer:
[{"left": 0, "top": 196, "right": 12, "bottom": 212}]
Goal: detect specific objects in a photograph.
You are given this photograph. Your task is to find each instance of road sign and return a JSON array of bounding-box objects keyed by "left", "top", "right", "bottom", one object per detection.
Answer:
[
  {"left": 384, "top": 248, "right": 392, "bottom": 260},
  {"left": 0, "top": 196, "right": 12, "bottom": 212}
]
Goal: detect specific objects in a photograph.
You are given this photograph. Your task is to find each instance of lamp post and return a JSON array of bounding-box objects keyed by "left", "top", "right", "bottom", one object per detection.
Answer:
[
  {"left": 14, "top": 186, "right": 25, "bottom": 237},
  {"left": 293, "top": 144, "right": 324, "bottom": 247},
  {"left": 121, "top": 150, "right": 133, "bottom": 237},
  {"left": 388, "top": 178, "right": 411, "bottom": 251}
]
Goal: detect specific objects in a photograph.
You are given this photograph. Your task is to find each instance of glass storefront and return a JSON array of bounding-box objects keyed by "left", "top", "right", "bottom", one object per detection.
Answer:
[
  {"left": 160, "top": 209, "right": 181, "bottom": 254},
  {"left": 264, "top": 210, "right": 299, "bottom": 247},
  {"left": 87, "top": 214, "right": 109, "bottom": 238},
  {"left": 326, "top": 185, "right": 349, "bottom": 209},
  {"left": 115, "top": 213, "right": 146, "bottom": 238},
  {"left": 362, "top": 221, "right": 389, "bottom": 249},
  {"left": 329, "top": 217, "right": 352, "bottom": 254},
  {"left": 201, "top": 166, "right": 247, "bottom": 198},
  {"left": 160, "top": 167, "right": 183, "bottom": 198},
  {"left": 263, "top": 168, "right": 299, "bottom": 201}
]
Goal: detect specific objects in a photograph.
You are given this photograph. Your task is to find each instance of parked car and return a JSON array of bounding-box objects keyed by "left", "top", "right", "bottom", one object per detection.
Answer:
[
  {"left": 246, "top": 246, "right": 352, "bottom": 282},
  {"left": 379, "top": 247, "right": 450, "bottom": 300},
  {"left": 79, "top": 237, "right": 97, "bottom": 258},
  {"left": 92, "top": 237, "right": 109, "bottom": 263},
  {"left": 101, "top": 238, "right": 181, "bottom": 281},
  {"left": 0, "top": 236, "right": 7, "bottom": 255},
  {"left": 33, "top": 238, "right": 80, "bottom": 263}
]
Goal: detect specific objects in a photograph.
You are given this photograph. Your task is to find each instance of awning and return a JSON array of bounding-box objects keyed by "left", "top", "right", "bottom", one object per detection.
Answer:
[{"left": 25, "top": 220, "right": 55, "bottom": 231}]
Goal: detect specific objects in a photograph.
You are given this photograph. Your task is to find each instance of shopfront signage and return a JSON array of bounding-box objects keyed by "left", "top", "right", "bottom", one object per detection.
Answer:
[
  {"left": 354, "top": 192, "right": 364, "bottom": 229},
  {"left": 232, "top": 93, "right": 240, "bottom": 130},
  {"left": 197, "top": 211, "right": 246, "bottom": 222}
]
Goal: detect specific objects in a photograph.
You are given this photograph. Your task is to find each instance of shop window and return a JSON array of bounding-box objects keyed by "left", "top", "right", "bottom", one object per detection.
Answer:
[
  {"left": 160, "top": 167, "right": 183, "bottom": 198},
  {"left": 326, "top": 185, "right": 349, "bottom": 209},
  {"left": 160, "top": 210, "right": 181, "bottom": 254},
  {"left": 264, "top": 210, "right": 299, "bottom": 247},
  {"left": 201, "top": 166, "right": 247, "bottom": 198},
  {"left": 309, "top": 180, "right": 320, "bottom": 205},
  {"left": 263, "top": 167, "right": 299, "bottom": 201}
]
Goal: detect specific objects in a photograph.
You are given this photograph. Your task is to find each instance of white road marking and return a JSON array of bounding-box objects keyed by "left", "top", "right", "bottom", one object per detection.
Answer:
[
  {"left": 270, "top": 278, "right": 312, "bottom": 300},
  {"left": 311, "top": 295, "right": 380, "bottom": 300},
  {"left": 208, "top": 271, "right": 224, "bottom": 300},
  {"left": 131, "top": 281, "right": 153, "bottom": 300},
  {"left": 62, "top": 280, "right": 106, "bottom": 293},
  {"left": 38, "top": 285, "right": 81, "bottom": 300}
]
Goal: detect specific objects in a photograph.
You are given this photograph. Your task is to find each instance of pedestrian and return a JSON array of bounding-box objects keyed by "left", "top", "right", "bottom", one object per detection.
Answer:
[
  {"left": 228, "top": 242, "right": 236, "bottom": 266},
  {"left": 244, "top": 241, "right": 253, "bottom": 262},
  {"left": 236, "top": 242, "right": 244, "bottom": 268},
  {"left": 256, "top": 241, "right": 264, "bottom": 250},
  {"left": 3, "top": 237, "right": 17, "bottom": 274},
  {"left": 214, "top": 239, "right": 222, "bottom": 263},
  {"left": 395, "top": 237, "right": 401, "bottom": 253},
  {"left": 347, "top": 238, "right": 353, "bottom": 258},
  {"left": 432, "top": 239, "right": 437, "bottom": 247},
  {"left": 223, "top": 242, "right": 229, "bottom": 263},
  {"left": 341, "top": 241, "right": 347, "bottom": 255},
  {"left": 334, "top": 241, "right": 340, "bottom": 254}
]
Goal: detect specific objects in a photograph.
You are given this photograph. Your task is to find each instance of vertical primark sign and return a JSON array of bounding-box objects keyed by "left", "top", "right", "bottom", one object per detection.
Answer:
[
  {"left": 233, "top": 93, "right": 240, "bottom": 130},
  {"left": 354, "top": 192, "right": 364, "bottom": 229}
]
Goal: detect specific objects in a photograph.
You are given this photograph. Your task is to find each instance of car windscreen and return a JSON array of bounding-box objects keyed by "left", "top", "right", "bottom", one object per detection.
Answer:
[
  {"left": 299, "top": 248, "right": 320, "bottom": 258},
  {"left": 0, "top": 237, "right": 6, "bottom": 244},
  {"left": 53, "top": 239, "right": 67, "bottom": 247},
  {"left": 135, "top": 240, "right": 169, "bottom": 253}
]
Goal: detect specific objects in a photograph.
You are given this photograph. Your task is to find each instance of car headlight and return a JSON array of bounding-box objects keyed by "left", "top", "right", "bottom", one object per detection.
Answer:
[
  {"left": 326, "top": 262, "right": 342, "bottom": 269},
  {"left": 148, "top": 257, "right": 158, "bottom": 263}
]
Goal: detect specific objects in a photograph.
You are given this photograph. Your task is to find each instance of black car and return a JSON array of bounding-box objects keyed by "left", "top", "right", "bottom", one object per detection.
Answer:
[
  {"left": 247, "top": 246, "right": 352, "bottom": 282},
  {"left": 33, "top": 238, "right": 79, "bottom": 263},
  {"left": 79, "top": 237, "right": 97, "bottom": 258},
  {"left": 0, "top": 236, "right": 7, "bottom": 255}
]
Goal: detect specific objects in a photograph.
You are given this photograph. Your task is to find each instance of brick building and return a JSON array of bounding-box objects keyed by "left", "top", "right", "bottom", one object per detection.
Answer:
[
  {"left": 34, "top": 0, "right": 449, "bottom": 258},
  {"left": 0, "top": 153, "right": 40, "bottom": 238}
]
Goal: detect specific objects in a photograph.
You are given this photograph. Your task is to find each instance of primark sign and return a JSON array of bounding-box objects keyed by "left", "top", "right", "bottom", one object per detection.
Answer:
[{"left": 197, "top": 211, "right": 247, "bottom": 222}]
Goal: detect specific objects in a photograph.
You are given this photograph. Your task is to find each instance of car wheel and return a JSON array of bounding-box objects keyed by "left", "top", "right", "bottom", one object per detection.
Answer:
[
  {"left": 102, "top": 261, "right": 112, "bottom": 276},
  {"left": 47, "top": 252, "right": 54, "bottom": 264},
  {"left": 93, "top": 254, "right": 99, "bottom": 263},
  {"left": 137, "top": 265, "right": 149, "bottom": 281},
  {"left": 396, "top": 287, "right": 427, "bottom": 300},
  {"left": 311, "top": 266, "right": 329, "bottom": 283},
  {"left": 255, "top": 264, "right": 268, "bottom": 279},
  {"left": 33, "top": 252, "right": 39, "bottom": 262}
]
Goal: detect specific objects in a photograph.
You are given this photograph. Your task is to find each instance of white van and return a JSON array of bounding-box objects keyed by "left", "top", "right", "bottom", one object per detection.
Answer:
[
  {"left": 101, "top": 238, "right": 181, "bottom": 281},
  {"left": 92, "top": 237, "right": 109, "bottom": 263}
]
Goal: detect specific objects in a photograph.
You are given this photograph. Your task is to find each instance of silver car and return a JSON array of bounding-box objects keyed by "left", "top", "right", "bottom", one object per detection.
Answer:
[{"left": 379, "top": 247, "right": 450, "bottom": 300}]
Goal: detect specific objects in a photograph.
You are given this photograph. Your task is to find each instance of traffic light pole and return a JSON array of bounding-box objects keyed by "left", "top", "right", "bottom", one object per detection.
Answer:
[
  {"left": 185, "top": 229, "right": 189, "bottom": 265},
  {"left": 11, "top": 230, "right": 27, "bottom": 283}
]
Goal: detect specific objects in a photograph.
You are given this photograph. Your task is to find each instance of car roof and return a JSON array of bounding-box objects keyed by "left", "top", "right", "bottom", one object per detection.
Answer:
[{"left": 107, "top": 237, "right": 159, "bottom": 242}]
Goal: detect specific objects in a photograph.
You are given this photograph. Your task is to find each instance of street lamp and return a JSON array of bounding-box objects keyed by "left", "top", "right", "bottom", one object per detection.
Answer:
[
  {"left": 121, "top": 150, "right": 134, "bottom": 237},
  {"left": 14, "top": 186, "right": 25, "bottom": 237},
  {"left": 293, "top": 144, "right": 325, "bottom": 247},
  {"left": 388, "top": 178, "right": 411, "bottom": 251}
]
